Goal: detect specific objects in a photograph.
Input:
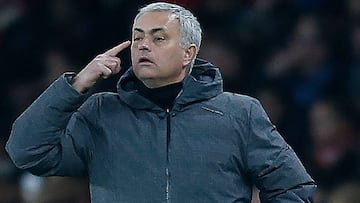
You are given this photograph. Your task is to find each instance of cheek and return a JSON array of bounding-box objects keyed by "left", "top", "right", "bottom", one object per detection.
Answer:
[
  {"left": 130, "top": 49, "right": 137, "bottom": 64},
  {"left": 130, "top": 45, "right": 136, "bottom": 55},
  {"left": 159, "top": 48, "right": 184, "bottom": 63}
]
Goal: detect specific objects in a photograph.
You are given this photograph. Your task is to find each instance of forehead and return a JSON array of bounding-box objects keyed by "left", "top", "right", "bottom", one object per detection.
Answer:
[{"left": 133, "top": 11, "right": 180, "bottom": 32}]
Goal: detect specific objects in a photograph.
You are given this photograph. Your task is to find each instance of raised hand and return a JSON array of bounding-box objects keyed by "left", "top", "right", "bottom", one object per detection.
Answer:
[{"left": 71, "top": 41, "right": 131, "bottom": 93}]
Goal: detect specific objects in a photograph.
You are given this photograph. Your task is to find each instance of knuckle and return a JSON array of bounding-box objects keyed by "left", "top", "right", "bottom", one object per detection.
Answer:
[
  {"left": 94, "top": 61, "right": 101, "bottom": 67},
  {"left": 93, "top": 58, "right": 102, "bottom": 63}
]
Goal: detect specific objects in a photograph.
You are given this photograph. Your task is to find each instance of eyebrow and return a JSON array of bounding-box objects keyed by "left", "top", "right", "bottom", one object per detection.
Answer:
[{"left": 133, "top": 27, "right": 166, "bottom": 35}]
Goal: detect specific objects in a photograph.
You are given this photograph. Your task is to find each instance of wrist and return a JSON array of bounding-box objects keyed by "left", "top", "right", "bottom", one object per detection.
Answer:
[{"left": 71, "top": 75, "right": 89, "bottom": 93}]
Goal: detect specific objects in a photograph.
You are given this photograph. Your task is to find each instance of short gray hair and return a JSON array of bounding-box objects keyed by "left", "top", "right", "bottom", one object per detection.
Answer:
[{"left": 135, "top": 2, "right": 202, "bottom": 70}]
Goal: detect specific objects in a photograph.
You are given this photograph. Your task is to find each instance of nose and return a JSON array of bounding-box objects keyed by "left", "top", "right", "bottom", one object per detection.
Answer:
[{"left": 138, "top": 38, "right": 150, "bottom": 51}]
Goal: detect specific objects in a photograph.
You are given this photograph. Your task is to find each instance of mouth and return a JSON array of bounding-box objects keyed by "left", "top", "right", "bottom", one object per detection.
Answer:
[{"left": 138, "top": 57, "right": 154, "bottom": 64}]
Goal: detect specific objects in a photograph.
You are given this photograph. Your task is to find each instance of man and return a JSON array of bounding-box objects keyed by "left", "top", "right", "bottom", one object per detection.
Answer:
[{"left": 6, "top": 2, "right": 316, "bottom": 202}]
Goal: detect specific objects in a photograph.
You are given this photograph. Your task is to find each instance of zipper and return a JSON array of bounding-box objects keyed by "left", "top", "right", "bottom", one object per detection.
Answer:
[
  {"left": 165, "top": 89, "right": 181, "bottom": 202},
  {"left": 165, "top": 108, "right": 171, "bottom": 202},
  {"left": 201, "top": 106, "right": 224, "bottom": 116}
]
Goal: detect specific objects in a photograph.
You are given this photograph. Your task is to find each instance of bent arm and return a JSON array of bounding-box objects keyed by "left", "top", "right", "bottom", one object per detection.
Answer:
[
  {"left": 246, "top": 99, "right": 316, "bottom": 202},
  {"left": 6, "top": 73, "right": 91, "bottom": 177}
]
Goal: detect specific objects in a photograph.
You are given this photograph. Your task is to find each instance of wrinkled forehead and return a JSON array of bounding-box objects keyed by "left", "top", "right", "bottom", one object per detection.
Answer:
[
  {"left": 134, "top": 10, "right": 178, "bottom": 21},
  {"left": 132, "top": 11, "right": 179, "bottom": 31}
]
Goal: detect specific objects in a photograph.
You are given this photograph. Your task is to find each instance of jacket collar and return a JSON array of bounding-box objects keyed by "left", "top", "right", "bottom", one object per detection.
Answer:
[{"left": 116, "top": 58, "right": 223, "bottom": 111}]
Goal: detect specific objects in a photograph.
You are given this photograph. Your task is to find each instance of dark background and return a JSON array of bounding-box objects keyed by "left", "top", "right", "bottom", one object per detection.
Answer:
[{"left": 0, "top": 0, "right": 359, "bottom": 202}]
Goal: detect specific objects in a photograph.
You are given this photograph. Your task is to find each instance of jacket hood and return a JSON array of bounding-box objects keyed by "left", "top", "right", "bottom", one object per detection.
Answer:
[{"left": 117, "top": 58, "right": 223, "bottom": 111}]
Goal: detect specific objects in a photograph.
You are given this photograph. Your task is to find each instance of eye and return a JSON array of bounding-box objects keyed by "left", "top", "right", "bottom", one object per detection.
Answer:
[
  {"left": 155, "top": 36, "right": 165, "bottom": 41},
  {"left": 133, "top": 37, "right": 142, "bottom": 41}
]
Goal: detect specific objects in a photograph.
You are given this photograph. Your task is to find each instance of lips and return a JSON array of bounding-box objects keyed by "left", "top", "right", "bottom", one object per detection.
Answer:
[{"left": 138, "top": 56, "right": 154, "bottom": 64}]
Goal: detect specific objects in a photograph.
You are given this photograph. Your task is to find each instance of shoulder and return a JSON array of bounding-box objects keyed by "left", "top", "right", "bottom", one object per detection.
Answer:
[
  {"left": 86, "top": 92, "right": 121, "bottom": 104},
  {"left": 211, "top": 92, "right": 261, "bottom": 112},
  {"left": 79, "top": 92, "right": 126, "bottom": 114},
  {"left": 222, "top": 92, "right": 259, "bottom": 104}
]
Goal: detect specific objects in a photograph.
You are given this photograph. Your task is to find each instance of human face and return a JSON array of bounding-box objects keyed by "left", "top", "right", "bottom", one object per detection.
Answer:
[{"left": 131, "top": 12, "right": 191, "bottom": 88}]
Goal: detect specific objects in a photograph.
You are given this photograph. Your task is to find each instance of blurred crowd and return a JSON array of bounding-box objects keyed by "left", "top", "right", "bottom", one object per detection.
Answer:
[{"left": 0, "top": 0, "right": 359, "bottom": 202}]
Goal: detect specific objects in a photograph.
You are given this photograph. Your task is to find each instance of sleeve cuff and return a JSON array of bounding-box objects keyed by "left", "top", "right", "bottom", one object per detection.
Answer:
[{"left": 46, "top": 72, "right": 88, "bottom": 111}]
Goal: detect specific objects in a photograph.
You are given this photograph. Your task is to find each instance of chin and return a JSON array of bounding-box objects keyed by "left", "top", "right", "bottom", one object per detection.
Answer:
[{"left": 133, "top": 67, "right": 157, "bottom": 80}]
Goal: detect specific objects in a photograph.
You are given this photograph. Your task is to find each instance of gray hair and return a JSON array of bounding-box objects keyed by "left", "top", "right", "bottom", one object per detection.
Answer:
[{"left": 135, "top": 2, "right": 202, "bottom": 70}]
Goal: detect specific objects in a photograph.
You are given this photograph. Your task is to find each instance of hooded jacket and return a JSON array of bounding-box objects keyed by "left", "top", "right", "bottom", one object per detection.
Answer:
[{"left": 6, "top": 59, "right": 316, "bottom": 202}]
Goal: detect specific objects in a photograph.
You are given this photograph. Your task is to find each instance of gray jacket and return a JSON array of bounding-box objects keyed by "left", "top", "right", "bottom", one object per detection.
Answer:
[{"left": 6, "top": 59, "right": 316, "bottom": 202}]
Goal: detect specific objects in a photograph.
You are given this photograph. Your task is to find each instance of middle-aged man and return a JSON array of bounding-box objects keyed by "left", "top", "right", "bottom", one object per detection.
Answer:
[{"left": 6, "top": 2, "right": 316, "bottom": 202}]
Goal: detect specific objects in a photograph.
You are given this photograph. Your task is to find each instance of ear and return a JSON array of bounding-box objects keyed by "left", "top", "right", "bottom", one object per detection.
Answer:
[{"left": 182, "top": 44, "right": 197, "bottom": 67}]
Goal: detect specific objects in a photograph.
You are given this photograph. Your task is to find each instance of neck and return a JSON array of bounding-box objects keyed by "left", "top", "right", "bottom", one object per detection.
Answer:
[{"left": 136, "top": 80, "right": 183, "bottom": 109}]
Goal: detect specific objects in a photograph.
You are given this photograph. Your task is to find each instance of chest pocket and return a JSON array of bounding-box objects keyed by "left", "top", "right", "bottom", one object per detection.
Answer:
[{"left": 170, "top": 105, "right": 241, "bottom": 169}]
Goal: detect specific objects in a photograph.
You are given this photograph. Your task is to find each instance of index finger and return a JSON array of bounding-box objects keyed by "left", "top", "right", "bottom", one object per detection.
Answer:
[{"left": 104, "top": 40, "right": 131, "bottom": 56}]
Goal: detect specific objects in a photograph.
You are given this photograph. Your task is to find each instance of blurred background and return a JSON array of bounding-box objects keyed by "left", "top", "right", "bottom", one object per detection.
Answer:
[{"left": 0, "top": 0, "right": 359, "bottom": 202}]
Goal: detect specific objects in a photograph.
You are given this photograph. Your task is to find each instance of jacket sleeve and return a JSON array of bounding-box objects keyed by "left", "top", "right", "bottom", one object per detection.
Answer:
[
  {"left": 5, "top": 73, "right": 94, "bottom": 177},
  {"left": 245, "top": 98, "right": 316, "bottom": 202}
]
